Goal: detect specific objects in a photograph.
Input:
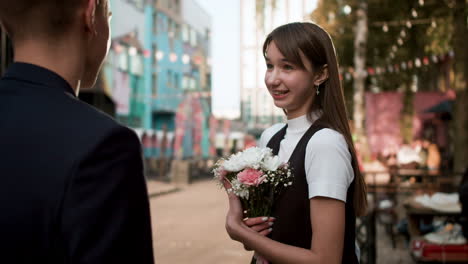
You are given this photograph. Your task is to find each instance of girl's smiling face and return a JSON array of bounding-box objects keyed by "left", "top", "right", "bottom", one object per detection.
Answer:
[{"left": 264, "top": 41, "right": 317, "bottom": 119}]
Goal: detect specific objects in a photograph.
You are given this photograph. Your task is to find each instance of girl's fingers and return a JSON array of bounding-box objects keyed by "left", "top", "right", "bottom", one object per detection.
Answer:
[
  {"left": 222, "top": 179, "right": 232, "bottom": 190},
  {"left": 258, "top": 227, "right": 273, "bottom": 236},
  {"left": 250, "top": 222, "right": 273, "bottom": 232},
  {"left": 244, "top": 216, "right": 275, "bottom": 227}
]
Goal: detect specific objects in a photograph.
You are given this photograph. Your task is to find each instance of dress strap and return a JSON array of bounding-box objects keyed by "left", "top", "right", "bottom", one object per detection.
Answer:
[{"left": 266, "top": 125, "right": 287, "bottom": 155}]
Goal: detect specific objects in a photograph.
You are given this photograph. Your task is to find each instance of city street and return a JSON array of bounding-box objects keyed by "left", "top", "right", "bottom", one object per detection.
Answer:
[{"left": 151, "top": 180, "right": 252, "bottom": 264}]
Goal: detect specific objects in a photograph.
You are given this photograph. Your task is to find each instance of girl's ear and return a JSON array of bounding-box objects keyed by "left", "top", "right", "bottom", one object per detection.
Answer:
[{"left": 314, "top": 64, "right": 329, "bottom": 86}]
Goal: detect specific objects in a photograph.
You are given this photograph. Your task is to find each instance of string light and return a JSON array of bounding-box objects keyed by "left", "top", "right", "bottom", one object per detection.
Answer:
[
  {"left": 415, "top": 58, "right": 422, "bottom": 68},
  {"left": 383, "top": 23, "right": 389, "bottom": 32},
  {"left": 339, "top": 0, "right": 449, "bottom": 78},
  {"left": 406, "top": 20, "right": 412, "bottom": 28},
  {"left": 397, "top": 38, "right": 403, "bottom": 45},
  {"left": 400, "top": 30, "right": 406, "bottom": 38},
  {"left": 343, "top": 5, "right": 352, "bottom": 15}
]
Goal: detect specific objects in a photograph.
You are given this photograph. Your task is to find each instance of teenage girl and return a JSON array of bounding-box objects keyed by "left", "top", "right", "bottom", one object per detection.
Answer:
[{"left": 223, "top": 22, "right": 367, "bottom": 264}]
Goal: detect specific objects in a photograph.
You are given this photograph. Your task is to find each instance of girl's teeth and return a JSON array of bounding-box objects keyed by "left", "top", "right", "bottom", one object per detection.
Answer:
[{"left": 274, "top": 91, "right": 288, "bottom": 95}]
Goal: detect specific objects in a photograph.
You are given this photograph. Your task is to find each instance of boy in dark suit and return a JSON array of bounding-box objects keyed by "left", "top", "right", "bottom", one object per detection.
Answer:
[{"left": 0, "top": 0, "right": 154, "bottom": 263}]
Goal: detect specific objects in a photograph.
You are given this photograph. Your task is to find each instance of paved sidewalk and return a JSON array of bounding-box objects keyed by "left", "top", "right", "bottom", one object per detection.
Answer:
[
  {"left": 146, "top": 179, "right": 179, "bottom": 197},
  {"left": 150, "top": 179, "right": 252, "bottom": 264}
]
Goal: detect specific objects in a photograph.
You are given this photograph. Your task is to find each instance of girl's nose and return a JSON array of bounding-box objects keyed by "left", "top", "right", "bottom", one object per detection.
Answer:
[{"left": 266, "top": 70, "right": 280, "bottom": 86}]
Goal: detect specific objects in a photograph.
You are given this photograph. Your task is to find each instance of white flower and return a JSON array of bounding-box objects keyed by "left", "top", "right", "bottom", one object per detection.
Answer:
[
  {"left": 222, "top": 152, "right": 246, "bottom": 171},
  {"left": 240, "top": 147, "right": 271, "bottom": 169},
  {"left": 222, "top": 147, "right": 272, "bottom": 172},
  {"left": 230, "top": 179, "right": 250, "bottom": 199},
  {"left": 262, "top": 155, "right": 282, "bottom": 171}
]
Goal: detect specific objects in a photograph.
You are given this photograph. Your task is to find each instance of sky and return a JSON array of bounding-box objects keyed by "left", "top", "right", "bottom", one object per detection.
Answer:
[{"left": 196, "top": 0, "right": 241, "bottom": 119}]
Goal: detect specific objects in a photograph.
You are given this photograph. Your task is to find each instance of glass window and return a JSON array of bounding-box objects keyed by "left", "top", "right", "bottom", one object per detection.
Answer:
[
  {"left": 118, "top": 47, "right": 128, "bottom": 70},
  {"left": 153, "top": 12, "right": 158, "bottom": 34},
  {"left": 242, "top": 50, "right": 256, "bottom": 89},
  {"left": 182, "top": 24, "right": 190, "bottom": 42},
  {"left": 168, "top": 18, "right": 173, "bottom": 34},
  {"left": 173, "top": 73, "right": 179, "bottom": 89},
  {"left": 174, "top": 23, "right": 180, "bottom": 39},
  {"left": 190, "top": 29, "right": 197, "bottom": 47},
  {"left": 190, "top": 77, "right": 196, "bottom": 90},
  {"left": 167, "top": 70, "right": 172, "bottom": 87},
  {"left": 152, "top": 73, "right": 157, "bottom": 97},
  {"left": 182, "top": 75, "right": 189, "bottom": 90},
  {"left": 130, "top": 55, "right": 143, "bottom": 76},
  {"left": 157, "top": 15, "right": 165, "bottom": 33}
]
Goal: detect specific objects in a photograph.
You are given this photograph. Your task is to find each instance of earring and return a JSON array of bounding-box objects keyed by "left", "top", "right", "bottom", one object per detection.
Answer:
[{"left": 315, "top": 85, "right": 320, "bottom": 95}]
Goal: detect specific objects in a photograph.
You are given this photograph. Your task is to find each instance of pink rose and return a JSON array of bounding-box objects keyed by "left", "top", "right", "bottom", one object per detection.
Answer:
[{"left": 237, "top": 168, "right": 265, "bottom": 186}]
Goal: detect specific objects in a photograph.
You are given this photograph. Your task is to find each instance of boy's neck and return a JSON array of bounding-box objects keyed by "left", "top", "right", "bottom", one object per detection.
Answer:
[{"left": 13, "top": 38, "right": 83, "bottom": 95}]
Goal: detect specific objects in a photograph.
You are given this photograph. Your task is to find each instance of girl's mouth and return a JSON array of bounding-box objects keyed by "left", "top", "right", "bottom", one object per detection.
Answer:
[{"left": 272, "top": 90, "right": 289, "bottom": 99}]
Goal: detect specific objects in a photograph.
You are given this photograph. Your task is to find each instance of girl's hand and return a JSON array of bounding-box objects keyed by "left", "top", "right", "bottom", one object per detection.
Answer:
[
  {"left": 244, "top": 217, "right": 274, "bottom": 235},
  {"left": 243, "top": 217, "right": 274, "bottom": 251},
  {"left": 254, "top": 252, "right": 270, "bottom": 264},
  {"left": 223, "top": 179, "right": 245, "bottom": 241},
  {"left": 223, "top": 180, "right": 273, "bottom": 263}
]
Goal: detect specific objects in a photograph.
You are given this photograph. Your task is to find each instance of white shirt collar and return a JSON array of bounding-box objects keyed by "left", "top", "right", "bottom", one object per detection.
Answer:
[{"left": 287, "top": 112, "right": 321, "bottom": 133}]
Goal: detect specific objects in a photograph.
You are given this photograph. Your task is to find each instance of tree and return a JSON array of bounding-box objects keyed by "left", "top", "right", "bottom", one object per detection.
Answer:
[
  {"left": 312, "top": 0, "right": 467, "bottom": 171},
  {"left": 353, "top": 1, "right": 368, "bottom": 144},
  {"left": 452, "top": 0, "right": 468, "bottom": 173}
]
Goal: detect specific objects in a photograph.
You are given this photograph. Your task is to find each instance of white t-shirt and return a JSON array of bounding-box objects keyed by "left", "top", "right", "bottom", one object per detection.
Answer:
[{"left": 258, "top": 114, "right": 354, "bottom": 202}]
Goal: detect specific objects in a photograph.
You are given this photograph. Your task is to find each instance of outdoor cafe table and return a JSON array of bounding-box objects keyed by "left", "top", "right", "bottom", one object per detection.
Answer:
[
  {"left": 403, "top": 195, "right": 461, "bottom": 237},
  {"left": 364, "top": 169, "right": 441, "bottom": 193}
]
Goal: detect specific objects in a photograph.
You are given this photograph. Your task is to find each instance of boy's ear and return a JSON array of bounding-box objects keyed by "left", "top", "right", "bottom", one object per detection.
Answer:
[
  {"left": 0, "top": 20, "right": 12, "bottom": 36},
  {"left": 84, "top": 0, "right": 97, "bottom": 35}
]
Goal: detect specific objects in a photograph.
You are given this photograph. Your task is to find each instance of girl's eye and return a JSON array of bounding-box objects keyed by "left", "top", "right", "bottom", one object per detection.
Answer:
[
  {"left": 266, "top": 63, "right": 273, "bottom": 69},
  {"left": 284, "top": 64, "right": 294, "bottom": 70}
]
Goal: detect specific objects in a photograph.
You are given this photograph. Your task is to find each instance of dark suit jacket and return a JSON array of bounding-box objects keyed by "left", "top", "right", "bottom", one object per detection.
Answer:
[{"left": 0, "top": 63, "right": 154, "bottom": 263}]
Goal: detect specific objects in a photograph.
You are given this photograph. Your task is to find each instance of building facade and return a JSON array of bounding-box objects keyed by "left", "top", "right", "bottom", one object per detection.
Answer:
[
  {"left": 104, "top": 0, "right": 212, "bottom": 160},
  {"left": 239, "top": 0, "right": 316, "bottom": 130},
  {"left": 173, "top": 0, "right": 212, "bottom": 159}
]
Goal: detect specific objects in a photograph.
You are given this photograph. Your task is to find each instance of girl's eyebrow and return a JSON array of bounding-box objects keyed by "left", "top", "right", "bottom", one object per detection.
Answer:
[{"left": 264, "top": 57, "right": 290, "bottom": 62}]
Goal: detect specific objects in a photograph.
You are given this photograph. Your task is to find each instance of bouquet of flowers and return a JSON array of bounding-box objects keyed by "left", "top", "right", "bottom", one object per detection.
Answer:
[{"left": 213, "top": 147, "right": 293, "bottom": 218}]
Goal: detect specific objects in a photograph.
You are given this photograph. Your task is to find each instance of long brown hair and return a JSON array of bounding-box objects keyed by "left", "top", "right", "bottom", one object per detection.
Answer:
[{"left": 263, "top": 22, "right": 368, "bottom": 216}]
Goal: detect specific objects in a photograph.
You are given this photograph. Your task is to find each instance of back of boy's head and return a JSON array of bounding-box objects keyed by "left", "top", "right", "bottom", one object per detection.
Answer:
[{"left": 0, "top": 0, "right": 83, "bottom": 40}]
